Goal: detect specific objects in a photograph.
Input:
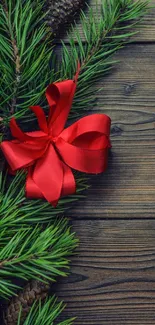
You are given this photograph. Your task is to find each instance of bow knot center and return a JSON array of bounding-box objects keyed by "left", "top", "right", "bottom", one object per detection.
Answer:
[{"left": 48, "top": 134, "right": 58, "bottom": 143}]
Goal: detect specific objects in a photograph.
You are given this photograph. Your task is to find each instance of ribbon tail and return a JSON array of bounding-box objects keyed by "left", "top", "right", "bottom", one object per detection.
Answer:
[
  {"left": 26, "top": 167, "right": 44, "bottom": 200},
  {"left": 26, "top": 161, "right": 76, "bottom": 204},
  {"left": 26, "top": 144, "right": 63, "bottom": 206},
  {"left": 61, "top": 162, "right": 76, "bottom": 197}
]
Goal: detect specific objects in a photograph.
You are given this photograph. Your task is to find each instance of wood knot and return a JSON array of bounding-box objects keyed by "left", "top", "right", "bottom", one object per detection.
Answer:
[
  {"left": 111, "top": 125, "right": 123, "bottom": 135},
  {"left": 124, "top": 83, "right": 136, "bottom": 96}
]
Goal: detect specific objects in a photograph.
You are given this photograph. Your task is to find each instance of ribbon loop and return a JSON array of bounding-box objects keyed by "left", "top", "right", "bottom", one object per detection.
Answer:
[
  {"left": 1, "top": 67, "right": 111, "bottom": 207},
  {"left": 10, "top": 118, "right": 30, "bottom": 142},
  {"left": 30, "top": 106, "right": 48, "bottom": 134},
  {"left": 46, "top": 80, "right": 77, "bottom": 136}
]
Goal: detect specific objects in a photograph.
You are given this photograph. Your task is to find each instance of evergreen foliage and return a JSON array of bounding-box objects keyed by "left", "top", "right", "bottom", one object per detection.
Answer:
[
  {"left": 17, "top": 296, "right": 74, "bottom": 325},
  {"left": 0, "top": 171, "right": 89, "bottom": 225},
  {"left": 0, "top": 214, "right": 77, "bottom": 299},
  {"left": 0, "top": 0, "right": 150, "bottom": 323},
  {"left": 0, "top": 0, "right": 149, "bottom": 223},
  {"left": 58, "top": 0, "right": 149, "bottom": 118},
  {"left": 0, "top": 0, "right": 54, "bottom": 124},
  {"left": 0, "top": 0, "right": 149, "bottom": 124}
]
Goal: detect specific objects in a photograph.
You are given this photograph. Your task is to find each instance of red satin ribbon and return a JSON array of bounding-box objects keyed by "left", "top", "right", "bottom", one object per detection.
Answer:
[{"left": 1, "top": 68, "right": 111, "bottom": 206}]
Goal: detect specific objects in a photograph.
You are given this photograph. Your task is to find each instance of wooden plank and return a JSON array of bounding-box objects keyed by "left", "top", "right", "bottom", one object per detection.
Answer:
[
  {"left": 59, "top": 0, "right": 155, "bottom": 43},
  {"left": 54, "top": 220, "right": 155, "bottom": 324},
  {"left": 69, "top": 148, "right": 155, "bottom": 219},
  {"left": 55, "top": 4, "right": 155, "bottom": 325},
  {"left": 92, "top": 43, "right": 155, "bottom": 112},
  {"left": 68, "top": 43, "right": 155, "bottom": 219}
]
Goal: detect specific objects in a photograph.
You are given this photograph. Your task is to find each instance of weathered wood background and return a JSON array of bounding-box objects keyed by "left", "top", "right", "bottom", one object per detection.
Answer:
[{"left": 55, "top": 1, "right": 155, "bottom": 324}]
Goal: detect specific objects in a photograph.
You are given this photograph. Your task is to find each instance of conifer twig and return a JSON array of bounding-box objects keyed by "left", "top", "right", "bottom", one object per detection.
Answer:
[
  {"left": 57, "top": 0, "right": 149, "bottom": 119},
  {"left": 0, "top": 219, "right": 77, "bottom": 299},
  {"left": 0, "top": 171, "right": 88, "bottom": 227},
  {"left": 4, "top": 280, "right": 50, "bottom": 325},
  {"left": 2, "top": 0, "right": 21, "bottom": 116},
  {"left": 0, "top": 0, "right": 54, "bottom": 123},
  {"left": 0, "top": 0, "right": 149, "bottom": 308},
  {"left": 4, "top": 296, "right": 74, "bottom": 325}
]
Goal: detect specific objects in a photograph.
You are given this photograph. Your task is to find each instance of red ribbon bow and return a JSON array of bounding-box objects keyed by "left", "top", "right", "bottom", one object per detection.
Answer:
[{"left": 1, "top": 68, "right": 111, "bottom": 206}]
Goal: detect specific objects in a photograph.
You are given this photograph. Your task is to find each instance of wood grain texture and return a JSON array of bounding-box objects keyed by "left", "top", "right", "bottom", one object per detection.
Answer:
[
  {"left": 55, "top": 2, "right": 155, "bottom": 324},
  {"left": 54, "top": 220, "right": 155, "bottom": 324},
  {"left": 69, "top": 44, "right": 155, "bottom": 220}
]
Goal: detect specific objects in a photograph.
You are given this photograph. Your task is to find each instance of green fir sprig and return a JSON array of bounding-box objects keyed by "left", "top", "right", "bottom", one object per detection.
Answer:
[
  {"left": 0, "top": 0, "right": 54, "bottom": 124},
  {"left": 58, "top": 0, "right": 149, "bottom": 119},
  {"left": 17, "top": 296, "right": 74, "bottom": 325},
  {"left": 0, "top": 0, "right": 149, "bottom": 223},
  {"left": 0, "top": 0, "right": 150, "bottom": 316},
  {"left": 0, "top": 217, "right": 77, "bottom": 299},
  {"left": 0, "top": 0, "right": 149, "bottom": 125},
  {"left": 0, "top": 171, "right": 89, "bottom": 225}
]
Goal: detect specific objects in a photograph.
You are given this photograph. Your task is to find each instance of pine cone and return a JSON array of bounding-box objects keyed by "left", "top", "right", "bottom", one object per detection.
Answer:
[
  {"left": 4, "top": 280, "right": 50, "bottom": 325},
  {"left": 46, "top": 0, "right": 86, "bottom": 35}
]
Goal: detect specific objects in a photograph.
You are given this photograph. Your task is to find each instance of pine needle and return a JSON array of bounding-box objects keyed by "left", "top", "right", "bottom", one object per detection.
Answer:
[
  {"left": 0, "top": 0, "right": 54, "bottom": 123},
  {"left": 0, "top": 171, "right": 88, "bottom": 225},
  {"left": 0, "top": 218, "right": 78, "bottom": 299},
  {"left": 57, "top": 0, "right": 149, "bottom": 119},
  {"left": 0, "top": 0, "right": 150, "bottom": 301},
  {"left": 17, "top": 296, "right": 74, "bottom": 325}
]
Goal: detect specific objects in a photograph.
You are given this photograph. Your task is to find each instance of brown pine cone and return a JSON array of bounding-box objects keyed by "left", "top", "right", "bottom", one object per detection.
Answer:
[
  {"left": 46, "top": 0, "right": 86, "bottom": 35},
  {"left": 3, "top": 280, "right": 50, "bottom": 325}
]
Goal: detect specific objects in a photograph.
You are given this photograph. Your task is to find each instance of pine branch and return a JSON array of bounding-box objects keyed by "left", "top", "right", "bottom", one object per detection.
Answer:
[
  {"left": 0, "top": 0, "right": 149, "bottom": 234},
  {"left": 0, "top": 219, "right": 78, "bottom": 299},
  {"left": 0, "top": 171, "right": 89, "bottom": 226},
  {"left": 0, "top": 0, "right": 90, "bottom": 128},
  {"left": 1, "top": 0, "right": 21, "bottom": 116},
  {"left": 0, "top": 0, "right": 149, "bottom": 318},
  {"left": 0, "top": 0, "right": 149, "bottom": 224},
  {"left": 0, "top": 0, "right": 149, "bottom": 124},
  {"left": 0, "top": 0, "right": 54, "bottom": 124},
  {"left": 18, "top": 297, "right": 74, "bottom": 325},
  {"left": 4, "top": 296, "right": 74, "bottom": 325},
  {"left": 57, "top": 0, "right": 149, "bottom": 119}
]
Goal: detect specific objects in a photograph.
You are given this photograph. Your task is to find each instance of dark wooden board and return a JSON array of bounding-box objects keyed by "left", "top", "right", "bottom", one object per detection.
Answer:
[
  {"left": 69, "top": 44, "right": 155, "bottom": 220},
  {"left": 55, "top": 1, "right": 155, "bottom": 324},
  {"left": 54, "top": 220, "right": 155, "bottom": 324}
]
